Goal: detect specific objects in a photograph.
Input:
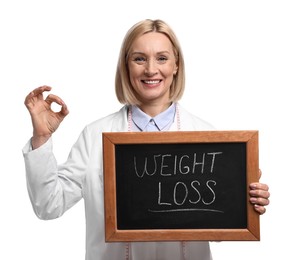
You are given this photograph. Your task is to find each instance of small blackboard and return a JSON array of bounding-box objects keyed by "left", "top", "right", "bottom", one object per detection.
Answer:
[{"left": 102, "top": 131, "right": 260, "bottom": 242}]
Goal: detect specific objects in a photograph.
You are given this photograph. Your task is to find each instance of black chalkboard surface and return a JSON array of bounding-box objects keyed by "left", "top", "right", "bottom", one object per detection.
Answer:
[
  {"left": 103, "top": 131, "right": 260, "bottom": 242},
  {"left": 115, "top": 142, "right": 246, "bottom": 230}
]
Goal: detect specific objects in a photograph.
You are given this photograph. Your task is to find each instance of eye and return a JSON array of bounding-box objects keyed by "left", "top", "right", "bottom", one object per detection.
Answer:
[
  {"left": 133, "top": 56, "right": 146, "bottom": 64},
  {"left": 157, "top": 56, "right": 168, "bottom": 64}
]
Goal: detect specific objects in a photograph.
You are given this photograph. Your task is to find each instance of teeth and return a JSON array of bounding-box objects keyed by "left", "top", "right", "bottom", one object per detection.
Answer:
[{"left": 144, "top": 80, "right": 160, "bottom": 84}]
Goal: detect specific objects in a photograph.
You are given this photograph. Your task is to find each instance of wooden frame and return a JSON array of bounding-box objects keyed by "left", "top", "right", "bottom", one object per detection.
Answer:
[{"left": 102, "top": 131, "right": 260, "bottom": 242}]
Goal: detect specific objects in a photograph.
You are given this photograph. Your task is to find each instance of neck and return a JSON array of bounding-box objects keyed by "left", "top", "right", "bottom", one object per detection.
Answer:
[{"left": 138, "top": 102, "right": 172, "bottom": 117}]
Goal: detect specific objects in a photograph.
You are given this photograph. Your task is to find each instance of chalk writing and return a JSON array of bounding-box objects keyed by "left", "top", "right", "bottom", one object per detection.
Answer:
[
  {"left": 132, "top": 151, "right": 223, "bottom": 213},
  {"left": 134, "top": 152, "right": 223, "bottom": 177}
]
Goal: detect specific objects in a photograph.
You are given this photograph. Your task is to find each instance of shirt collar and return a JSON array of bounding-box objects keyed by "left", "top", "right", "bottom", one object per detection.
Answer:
[{"left": 131, "top": 103, "right": 176, "bottom": 131}]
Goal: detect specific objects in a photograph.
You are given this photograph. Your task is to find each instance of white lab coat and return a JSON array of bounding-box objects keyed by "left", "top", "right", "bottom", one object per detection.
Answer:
[{"left": 23, "top": 104, "right": 215, "bottom": 260}]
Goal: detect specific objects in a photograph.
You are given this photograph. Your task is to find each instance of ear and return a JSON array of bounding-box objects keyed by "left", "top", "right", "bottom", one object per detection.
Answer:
[{"left": 173, "top": 65, "right": 178, "bottom": 75}]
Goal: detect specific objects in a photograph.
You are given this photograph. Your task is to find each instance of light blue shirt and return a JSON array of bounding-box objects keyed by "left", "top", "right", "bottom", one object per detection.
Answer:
[{"left": 131, "top": 103, "right": 176, "bottom": 132}]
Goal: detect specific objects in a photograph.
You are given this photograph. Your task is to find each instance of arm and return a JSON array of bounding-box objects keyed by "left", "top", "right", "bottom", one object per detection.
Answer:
[
  {"left": 23, "top": 86, "right": 85, "bottom": 219},
  {"left": 23, "top": 131, "right": 88, "bottom": 220}
]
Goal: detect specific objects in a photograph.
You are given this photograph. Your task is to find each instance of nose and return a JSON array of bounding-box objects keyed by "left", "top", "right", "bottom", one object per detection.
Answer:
[{"left": 144, "top": 59, "right": 158, "bottom": 76}]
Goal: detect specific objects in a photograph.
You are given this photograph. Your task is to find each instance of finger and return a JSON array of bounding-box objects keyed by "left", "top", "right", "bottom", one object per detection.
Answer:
[
  {"left": 45, "top": 94, "right": 65, "bottom": 107},
  {"left": 249, "top": 189, "right": 270, "bottom": 200},
  {"left": 58, "top": 102, "right": 70, "bottom": 117},
  {"left": 249, "top": 182, "right": 269, "bottom": 191},
  {"left": 250, "top": 196, "right": 270, "bottom": 206},
  {"left": 24, "top": 85, "right": 52, "bottom": 105},
  {"left": 33, "top": 85, "right": 52, "bottom": 95},
  {"left": 254, "top": 204, "right": 266, "bottom": 215},
  {"left": 28, "top": 85, "right": 52, "bottom": 98},
  {"left": 45, "top": 94, "right": 69, "bottom": 118}
]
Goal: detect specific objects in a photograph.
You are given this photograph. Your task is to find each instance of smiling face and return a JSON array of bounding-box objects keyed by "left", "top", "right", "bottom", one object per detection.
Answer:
[{"left": 127, "top": 32, "right": 178, "bottom": 110}]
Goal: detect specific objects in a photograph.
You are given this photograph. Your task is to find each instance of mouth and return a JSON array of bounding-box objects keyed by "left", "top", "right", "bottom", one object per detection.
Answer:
[{"left": 141, "top": 79, "right": 162, "bottom": 86}]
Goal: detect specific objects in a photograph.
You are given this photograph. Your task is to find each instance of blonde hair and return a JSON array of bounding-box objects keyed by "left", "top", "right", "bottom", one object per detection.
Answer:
[{"left": 115, "top": 19, "right": 185, "bottom": 105}]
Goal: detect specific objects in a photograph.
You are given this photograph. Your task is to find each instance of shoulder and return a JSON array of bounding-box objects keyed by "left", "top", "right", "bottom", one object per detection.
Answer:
[
  {"left": 71, "top": 106, "right": 128, "bottom": 151},
  {"left": 84, "top": 105, "right": 128, "bottom": 134},
  {"left": 178, "top": 104, "right": 215, "bottom": 130}
]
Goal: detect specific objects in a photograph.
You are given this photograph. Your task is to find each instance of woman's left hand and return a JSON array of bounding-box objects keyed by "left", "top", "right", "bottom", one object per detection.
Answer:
[{"left": 249, "top": 170, "right": 270, "bottom": 215}]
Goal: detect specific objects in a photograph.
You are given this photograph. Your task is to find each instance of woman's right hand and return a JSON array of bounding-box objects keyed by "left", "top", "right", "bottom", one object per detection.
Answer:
[{"left": 24, "top": 85, "right": 69, "bottom": 149}]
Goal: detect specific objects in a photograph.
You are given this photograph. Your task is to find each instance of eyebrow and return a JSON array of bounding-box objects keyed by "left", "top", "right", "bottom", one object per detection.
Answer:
[{"left": 130, "top": 51, "right": 171, "bottom": 56}]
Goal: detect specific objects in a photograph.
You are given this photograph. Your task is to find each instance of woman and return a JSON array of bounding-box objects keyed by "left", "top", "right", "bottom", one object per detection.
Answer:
[{"left": 23, "top": 19, "right": 270, "bottom": 260}]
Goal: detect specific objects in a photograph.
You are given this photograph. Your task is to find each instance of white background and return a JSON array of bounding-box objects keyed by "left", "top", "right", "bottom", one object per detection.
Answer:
[{"left": 0, "top": 0, "right": 290, "bottom": 259}]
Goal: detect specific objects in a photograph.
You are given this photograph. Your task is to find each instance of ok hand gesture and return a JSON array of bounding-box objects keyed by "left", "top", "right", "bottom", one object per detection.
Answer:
[{"left": 24, "top": 85, "right": 69, "bottom": 149}]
